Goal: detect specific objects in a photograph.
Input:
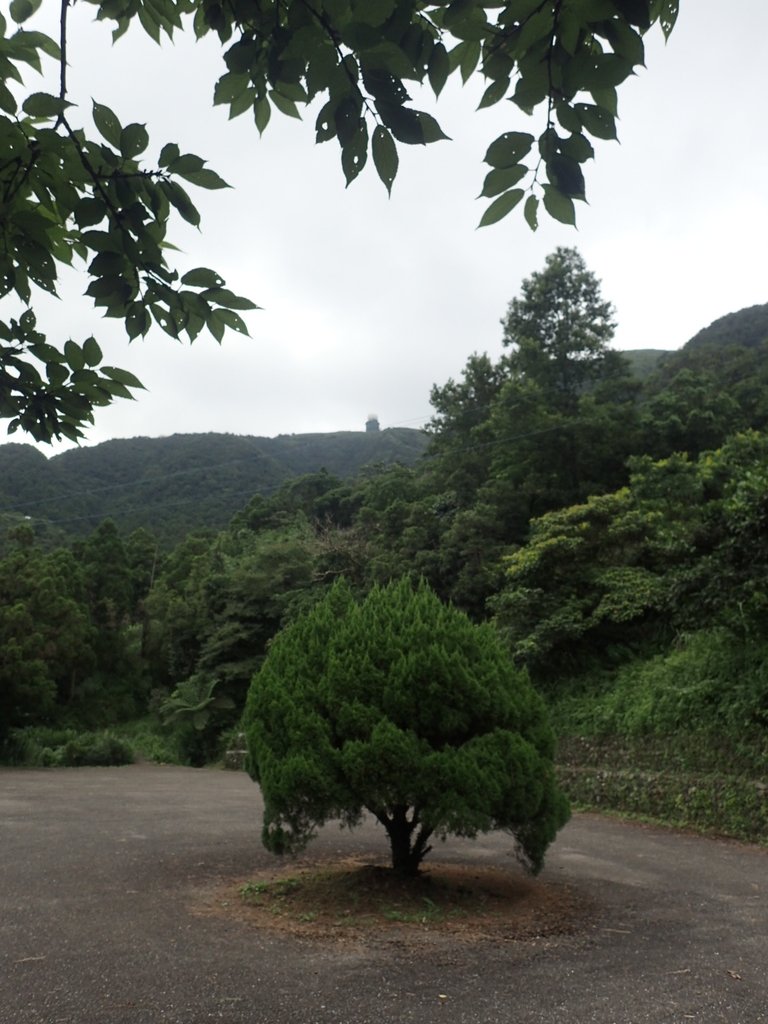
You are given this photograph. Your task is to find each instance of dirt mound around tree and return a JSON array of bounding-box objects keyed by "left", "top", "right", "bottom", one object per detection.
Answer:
[{"left": 194, "top": 857, "right": 588, "bottom": 948}]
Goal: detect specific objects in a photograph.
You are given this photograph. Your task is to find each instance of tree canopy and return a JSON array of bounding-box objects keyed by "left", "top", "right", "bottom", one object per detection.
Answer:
[
  {"left": 1, "top": 0, "right": 678, "bottom": 442},
  {"left": 245, "top": 576, "right": 569, "bottom": 875}
]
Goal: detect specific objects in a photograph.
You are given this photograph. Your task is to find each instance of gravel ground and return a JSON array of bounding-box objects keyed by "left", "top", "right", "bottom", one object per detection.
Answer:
[{"left": 0, "top": 763, "right": 766, "bottom": 1024}]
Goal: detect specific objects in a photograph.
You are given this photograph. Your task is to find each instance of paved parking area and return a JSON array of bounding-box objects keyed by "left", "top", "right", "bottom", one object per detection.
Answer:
[{"left": 1, "top": 764, "right": 766, "bottom": 1023}]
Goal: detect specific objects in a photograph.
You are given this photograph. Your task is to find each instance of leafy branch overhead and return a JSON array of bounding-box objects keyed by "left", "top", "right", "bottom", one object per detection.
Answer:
[{"left": 1, "top": 1, "right": 678, "bottom": 443}]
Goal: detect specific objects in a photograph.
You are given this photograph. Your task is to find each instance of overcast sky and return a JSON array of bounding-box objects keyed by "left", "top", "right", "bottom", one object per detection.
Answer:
[{"left": 7, "top": 1, "right": 768, "bottom": 453}]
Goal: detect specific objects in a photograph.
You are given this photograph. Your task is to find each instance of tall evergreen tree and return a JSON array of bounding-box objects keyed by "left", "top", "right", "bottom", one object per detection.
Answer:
[{"left": 501, "top": 247, "right": 620, "bottom": 411}]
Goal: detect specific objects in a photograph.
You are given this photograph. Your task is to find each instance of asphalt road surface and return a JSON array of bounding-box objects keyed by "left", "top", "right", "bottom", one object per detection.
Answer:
[{"left": 1, "top": 763, "right": 765, "bottom": 1024}]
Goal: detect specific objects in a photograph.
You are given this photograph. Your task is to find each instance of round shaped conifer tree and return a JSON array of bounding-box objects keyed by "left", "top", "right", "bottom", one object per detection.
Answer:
[{"left": 244, "top": 577, "right": 569, "bottom": 875}]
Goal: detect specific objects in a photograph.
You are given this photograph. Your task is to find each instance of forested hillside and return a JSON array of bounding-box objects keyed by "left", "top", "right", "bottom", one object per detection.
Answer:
[
  {"left": 2, "top": 251, "right": 766, "bottom": 843},
  {"left": 0, "top": 427, "right": 428, "bottom": 547}
]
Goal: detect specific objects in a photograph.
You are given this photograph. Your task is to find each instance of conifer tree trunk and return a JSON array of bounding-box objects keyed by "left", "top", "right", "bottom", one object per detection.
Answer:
[{"left": 383, "top": 806, "right": 433, "bottom": 876}]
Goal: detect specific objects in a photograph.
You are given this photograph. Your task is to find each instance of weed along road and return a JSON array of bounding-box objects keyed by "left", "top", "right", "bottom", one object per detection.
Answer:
[{"left": 1, "top": 764, "right": 766, "bottom": 1024}]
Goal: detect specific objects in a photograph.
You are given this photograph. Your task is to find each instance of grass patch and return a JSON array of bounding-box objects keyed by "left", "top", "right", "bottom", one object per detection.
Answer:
[{"left": 238, "top": 866, "right": 471, "bottom": 926}]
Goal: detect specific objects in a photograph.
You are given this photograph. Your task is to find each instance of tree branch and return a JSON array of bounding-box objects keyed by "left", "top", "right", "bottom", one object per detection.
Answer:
[{"left": 54, "top": 0, "right": 70, "bottom": 130}]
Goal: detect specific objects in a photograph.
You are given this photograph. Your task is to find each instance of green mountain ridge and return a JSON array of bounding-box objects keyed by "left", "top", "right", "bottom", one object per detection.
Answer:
[
  {"left": 614, "top": 302, "right": 768, "bottom": 381},
  {"left": 0, "top": 428, "right": 429, "bottom": 546}
]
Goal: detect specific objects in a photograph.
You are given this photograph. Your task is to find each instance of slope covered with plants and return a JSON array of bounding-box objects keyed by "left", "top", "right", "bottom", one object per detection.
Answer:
[{"left": 0, "top": 427, "right": 429, "bottom": 547}]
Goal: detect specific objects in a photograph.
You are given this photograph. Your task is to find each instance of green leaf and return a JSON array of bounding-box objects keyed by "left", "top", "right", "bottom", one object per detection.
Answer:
[
  {"left": 216, "top": 308, "right": 249, "bottom": 335},
  {"left": 515, "top": 5, "right": 555, "bottom": 51},
  {"left": 459, "top": 40, "right": 481, "bottom": 83},
  {"left": 64, "top": 340, "right": 85, "bottom": 371},
  {"left": 484, "top": 132, "right": 535, "bottom": 169},
  {"left": 101, "top": 366, "right": 145, "bottom": 389},
  {"left": 523, "top": 194, "right": 539, "bottom": 231},
  {"left": 99, "top": 378, "right": 135, "bottom": 400},
  {"left": 80, "top": 230, "right": 123, "bottom": 254},
  {"left": 10, "top": 0, "right": 41, "bottom": 24},
  {"left": 22, "top": 92, "right": 70, "bottom": 118},
  {"left": 356, "top": 0, "right": 396, "bottom": 27},
  {"left": 372, "top": 125, "right": 398, "bottom": 194},
  {"left": 168, "top": 152, "right": 205, "bottom": 175},
  {"left": 161, "top": 180, "right": 201, "bottom": 227},
  {"left": 74, "top": 198, "right": 108, "bottom": 228},
  {"left": 88, "top": 252, "right": 127, "bottom": 276},
  {"left": 254, "top": 97, "right": 271, "bottom": 135},
  {"left": 542, "top": 185, "right": 576, "bottom": 225},
  {"left": 379, "top": 106, "right": 449, "bottom": 146},
  {"left": 269, "top": 90, "right": 302, "bottom": 119},
  {"left": 179, "top": 168, "right": 230, "bottom": 189},
  {"left": 556, "top": 11, "right": 581, "bottom": 54},
  {"left": 213, "top": 71, "right": 249, "bottom": 105},
  {"left": 479, "top": 165, "right": 527, "bottom": 199},
  {"left": 555, "top": 102, "right": 581, "bottom": 134},
  {"left": 125, "top": 307, "right": 151, "bottom": 341},
  {"left": 85, "top": 275, "right": 131, "bottom": 303},
  {"left": 477, "top": 77, "right": 509, "bottom": 110},
  {"left": 418, "top": 112, "right": 450, "bottom": 144},
  {"left": 206, "top": 309, "right": 225, "bottom": 343},
  {"left": 92, "top": 100, "right": 123, "bottom": 148},
  {"left": 591, "top": 86, "right": 618, "bottom": 118},
  {"left": 588, "top": 54, "right": 632, "bottom": 90},
  {"left": 229, "top": 86, "right": 255, "bottom": 120},
  {"left": 341, "top": 119, "right": 368, "bottom": 186},
  {"left": 82, "top": 337, "right": 103, "bottom": 367},
  {"left": 428, "top": 42, "right": 450, "bottom": 97},
  {"left": 200, "top": 287, "right": 259, "bottom": 311},
  {"left": 512, "top": 65, "right": 549, "bottom": 113},
  {"left": 443, "top": 0, "right": 488, "bottom": 41},
  {"left": 560, "top": 132, "right": 594, "bottom": 164},
  {"left": 333, "top": 96, "right": 361, "bottom": 147},
  {"left": 0, "top": 82, "right": 17, "bottom": 115},
  {"left": 158, "top": 142, "right": 180, "bottom": 168},
  {"left": 315, "top": 99, "right": 336, "bottom": 143},
  {"left": 547, "top": 155, "right": 586, "bottom": 199},
  {"left": 576, "top": 103, "right": 617, "bottom": 140},
  {"left": 360, "top": 42, "right": 417, "bottom": 80},
  {"left": 120, "top": 123, "right": 149, "bottom": 159},
  {"left": 181, "top": 267, "right": 225, "bottom": 289},
  {"left": 656, "top": 0, "right": 679, "bottom": 38},
  {"left": 478, "top": 188, "right": 524, "bottom": 228},
  {"left": 46, "top": 362, "right": 69, "bottom": 386}
]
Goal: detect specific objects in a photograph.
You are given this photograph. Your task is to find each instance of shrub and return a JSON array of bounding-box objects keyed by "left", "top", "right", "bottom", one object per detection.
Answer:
[
  {"left": 2, "top": 727, "right": 134, "bottom": 767},
  {"left": 245, "top": 577, "right": 569, "bottom": 875}
]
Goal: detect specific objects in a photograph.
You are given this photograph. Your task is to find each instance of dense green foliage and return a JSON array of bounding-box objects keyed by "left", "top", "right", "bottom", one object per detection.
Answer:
[
  {"left": 0, "top": 518, "right": 151, "bottom": 745},
  {"left": 245, "top": 577, "right": 569, "bottom": 874},
  {"left": 0, "top": 428, "right": 428, "bottom": 546},
  {"left": 2, "top": 249, "right": 766, "bottom": 846},
  {"left": 1, "top": 0, "right": 678, "bottom": 441},
  {"left": 493, "top": 430, "right": 768, "bottom": 684},
  {"left": 2, "top": 726, "right": 134, "bottom": 767}
]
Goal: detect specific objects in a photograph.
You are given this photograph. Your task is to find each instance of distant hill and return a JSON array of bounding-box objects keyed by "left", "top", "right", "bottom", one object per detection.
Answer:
[
  {"left": 620, "top": 348, "right": 667, "bottom": 381},
  {"left": 642, "top": 302, "right": 768, "bottom": 394},
  {"left": 0, "top": 428, "right": 429, "bottom": 546},
  {"left": 684, "top": 303, "right": 768, "bottom": 351},
  {"left": 616, "top": 304, "right": 768, "bottom": 387}
]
